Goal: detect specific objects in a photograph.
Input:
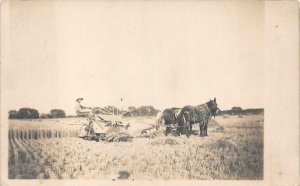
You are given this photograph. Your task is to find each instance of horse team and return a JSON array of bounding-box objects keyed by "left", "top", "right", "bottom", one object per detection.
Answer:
[{"left": 157, "top": 98, "right": 220, "bottom": 137}]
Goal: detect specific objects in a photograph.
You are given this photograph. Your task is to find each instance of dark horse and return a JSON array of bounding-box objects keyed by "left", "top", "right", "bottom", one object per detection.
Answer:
[
  {"left": 176, "top": 98, "right": 220, "bottom": 137},
  {"left": 157, "top": 107, "right": 181, "bottom": 135}
]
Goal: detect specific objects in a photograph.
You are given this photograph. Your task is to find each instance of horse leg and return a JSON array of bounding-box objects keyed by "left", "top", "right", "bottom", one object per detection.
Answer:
[
  {"left": 199, "top": 122, "right": 204, "bottom": 137},
  {"left": 165, "top": 126, "right": 171, "bottom": 136},
  {"left": 185, "top": 122, "right": 190, "bottom": 137},
  {"left": 204, "top": 120, "right": 208, "bottom": 136},
  {"left": 182, "top": 112, "right": 190, "bottom": 136},
  {"left": 189, "top": 124, "right": 193, "bottom": 134},
  {"left": 176, "top": 127, "right": 181, "bottom": 136}
]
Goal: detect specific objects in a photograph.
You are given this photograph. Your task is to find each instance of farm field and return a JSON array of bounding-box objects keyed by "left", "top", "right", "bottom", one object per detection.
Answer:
[{"left": 8, "top": 115, "right": 263, "bottom": 180}]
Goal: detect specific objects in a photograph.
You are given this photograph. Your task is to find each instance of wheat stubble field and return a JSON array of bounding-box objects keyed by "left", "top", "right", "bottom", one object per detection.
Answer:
[{"left": 8, "top": 115, "right": 263, "bottom": 180}]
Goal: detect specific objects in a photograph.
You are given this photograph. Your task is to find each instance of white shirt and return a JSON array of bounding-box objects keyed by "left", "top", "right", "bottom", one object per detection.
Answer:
[{"left": 75, "top": 102, "right": 87, "bottom": 113}]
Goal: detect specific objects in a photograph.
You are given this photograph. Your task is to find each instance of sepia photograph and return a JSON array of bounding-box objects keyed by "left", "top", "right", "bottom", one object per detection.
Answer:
[{"left": 0, "top": 0, "right": 299, "bottom": 185}]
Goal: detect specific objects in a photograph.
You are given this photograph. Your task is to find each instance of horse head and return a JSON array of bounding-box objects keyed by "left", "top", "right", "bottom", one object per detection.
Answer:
[{"left": 207, "top": 97, "right": 220, "bottom": 117}]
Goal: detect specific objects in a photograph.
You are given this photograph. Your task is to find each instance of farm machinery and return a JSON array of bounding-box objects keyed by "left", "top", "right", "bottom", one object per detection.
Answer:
[
  {"left": 78, "top": 107, "right": 131, "bottom": 142},
  {"left": 77, "top": 106, "right": 208, "bottom": 142},
  {"left": 78, "top": 110, "right": 190, "bottom": 142}
]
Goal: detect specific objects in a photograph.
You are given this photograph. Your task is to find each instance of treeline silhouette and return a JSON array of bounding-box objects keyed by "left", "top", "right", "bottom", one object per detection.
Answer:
[
  {"left": 8, "top": 105, "right": 160, "bottom": 119},
  {"left": 217, "top": 107, "right": 264, "bottom": 116},
  {"left": 123, "top": 106, "right": 160, "bottom": 117},
  {"left": 93, "top": 105, "right": 160, "bottom": 117},
  {"left": 9, "top": 108, "right": 39, "bottom": 119},
  {"left": 9, "top": 108, "right": 66, "bottom": 119},
  {"left": 9, "top": 106, "right": 263, "bottom": 119}
]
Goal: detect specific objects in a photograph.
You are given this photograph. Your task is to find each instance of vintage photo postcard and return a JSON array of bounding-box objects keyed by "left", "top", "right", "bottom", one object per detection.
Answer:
[{"left": 1, "top": 0, "right": 299, "bottom": 186}]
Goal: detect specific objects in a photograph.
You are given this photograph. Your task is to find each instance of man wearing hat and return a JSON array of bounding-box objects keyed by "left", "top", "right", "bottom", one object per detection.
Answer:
[
  {"left": 75, "top": 98, "right": 104, "bottom": 130},
  {"left": 75, "top": 98, "right": 92, "bottom": 117}
]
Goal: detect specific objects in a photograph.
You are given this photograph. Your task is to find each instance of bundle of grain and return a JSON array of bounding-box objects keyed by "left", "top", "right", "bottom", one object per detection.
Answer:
[
  {"left": 138, "top": 127, "right": 165, "bottom": 139},
  {"left": 105, "top": 132, "right": 133, "bottom": 142}
]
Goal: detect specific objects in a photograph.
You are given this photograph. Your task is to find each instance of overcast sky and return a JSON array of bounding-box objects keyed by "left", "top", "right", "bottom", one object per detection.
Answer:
[{"left": 5, "top": 0, "right": 264, "bottom": 115}]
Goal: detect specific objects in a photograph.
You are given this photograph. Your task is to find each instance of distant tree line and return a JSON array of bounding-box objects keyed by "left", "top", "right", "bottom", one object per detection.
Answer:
[
  {"left": 8, "top": 108, "right": 39, "bottom": 119},
  {"left": 217, "top": 107, "right": 264, "bottom": 116},
  {"left": 123, "top": 105, "right": 160, "bottom": 117},
  {"left": 93, "top": 105, "right": 160, "bottom": 117},
  {"left": 9, "top": 105, "right": 262, "bottom": 119},
  {"left": 40, "top": 109, "right": 66, "bottom": 118},
  {"left": 8, "top": 108, "right": 66, "bottom": 119},
  {"left": 9, "top": 105, "right": 163, "bottom": 119}
]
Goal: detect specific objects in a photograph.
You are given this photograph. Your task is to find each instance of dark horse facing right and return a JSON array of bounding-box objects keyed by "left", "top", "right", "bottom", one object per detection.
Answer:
[{"left": 176, "top": 98, "right": 220, "bottom": 137}]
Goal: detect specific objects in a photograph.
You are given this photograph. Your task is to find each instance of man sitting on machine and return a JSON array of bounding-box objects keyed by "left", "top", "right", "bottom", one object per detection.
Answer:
[{"left": 75, "top": 97, "right": 104, "bottom": 130}]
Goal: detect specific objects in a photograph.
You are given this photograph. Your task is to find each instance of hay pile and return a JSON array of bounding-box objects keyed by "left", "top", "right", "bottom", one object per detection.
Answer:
[
  {"left": 105, "top": 132, "right": 133, "bottom": 142},
  {"left": 137, "top": 128, "right": 165, "bottom": 139},
  {"left": 105, "top": 127, "right": 133, "bottom": 142}
]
